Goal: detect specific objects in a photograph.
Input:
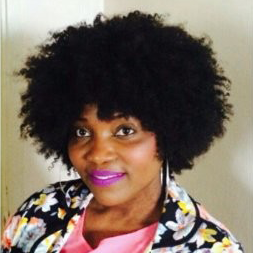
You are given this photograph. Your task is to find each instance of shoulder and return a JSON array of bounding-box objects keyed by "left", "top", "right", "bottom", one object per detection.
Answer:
[
  {"left": 183, "top": 201, "right": 244, "bottom": 252},
  {"left": 155, "top": 179, "right": 244, "bottom": 252},
  {"left": 1, "top": 179, "right": 90, "bottom": 252},
  {"left": 10, "top": 179, "right": 89, "bottom": 217},
  {"left": 10, "top": 179, "right": 84, "bottom": 212}
]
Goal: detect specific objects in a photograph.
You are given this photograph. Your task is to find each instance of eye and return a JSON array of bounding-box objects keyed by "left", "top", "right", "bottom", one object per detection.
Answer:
[
  {"left": 75, "top": 128, "right": 91, "bottom": 137},
  {"left": 115, "top": 126, "right": 135, "bottom": 137}
]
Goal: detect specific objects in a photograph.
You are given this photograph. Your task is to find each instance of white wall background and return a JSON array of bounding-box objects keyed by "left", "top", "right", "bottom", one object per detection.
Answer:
[{"left": 1, "top": 0, "right": 252, "bottom": 251}]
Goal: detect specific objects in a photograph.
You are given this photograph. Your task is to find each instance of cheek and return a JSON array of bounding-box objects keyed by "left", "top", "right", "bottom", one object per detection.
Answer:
[
  {"left": 123, "top": 136, "right": 158, "bottom": 166},
  {"left": 68, "top": 145, "right": 81, "bottom": 166}
]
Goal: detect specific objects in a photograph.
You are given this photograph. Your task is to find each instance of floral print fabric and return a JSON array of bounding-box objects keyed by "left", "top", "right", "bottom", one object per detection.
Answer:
[{"left": 1, "top": 178, "right": 244, "bottom": 253}]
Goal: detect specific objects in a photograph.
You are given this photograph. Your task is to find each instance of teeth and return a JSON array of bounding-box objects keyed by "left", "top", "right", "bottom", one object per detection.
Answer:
[{"left": 95, "top": 175, "right": 119, "bottom": 180}]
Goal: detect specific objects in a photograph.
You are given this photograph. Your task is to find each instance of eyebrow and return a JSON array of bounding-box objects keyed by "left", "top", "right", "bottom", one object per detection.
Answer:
[{"left": 76, "top": 115, "right": 132, "bottom": 123}]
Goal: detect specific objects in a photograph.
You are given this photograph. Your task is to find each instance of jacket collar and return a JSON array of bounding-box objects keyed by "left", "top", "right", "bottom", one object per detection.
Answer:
[{"left": 152, "top": 176, "right": 201, "bottom": 248}]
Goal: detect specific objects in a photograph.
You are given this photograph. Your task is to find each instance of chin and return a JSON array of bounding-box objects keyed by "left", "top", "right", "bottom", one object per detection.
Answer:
[{"left": 92, "top": 190, "right": 130, "bottom": 208}]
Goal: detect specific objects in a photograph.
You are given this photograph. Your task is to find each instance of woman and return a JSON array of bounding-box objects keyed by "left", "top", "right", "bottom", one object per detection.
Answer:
[{"left": 1, "top": 11, "right": 243, "bottom": 252}]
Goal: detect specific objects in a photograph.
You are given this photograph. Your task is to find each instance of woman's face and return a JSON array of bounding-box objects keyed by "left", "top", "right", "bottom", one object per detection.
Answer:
[{"left": 68, "top": 104, "right": 163, "bottom": 207}]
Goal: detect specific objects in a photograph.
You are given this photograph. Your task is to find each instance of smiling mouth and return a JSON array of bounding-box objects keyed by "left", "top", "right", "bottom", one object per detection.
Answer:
[
  {"left": 93, "top": 175, "right": 121, "bottom": 180},
  {"left": 89, "top": 170, "right": 126, "bottom": 186}
]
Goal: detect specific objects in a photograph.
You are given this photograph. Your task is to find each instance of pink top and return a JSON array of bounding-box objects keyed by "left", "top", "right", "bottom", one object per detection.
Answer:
[{"left": 60, "top": 210, "right": 158, "bottom": 253}]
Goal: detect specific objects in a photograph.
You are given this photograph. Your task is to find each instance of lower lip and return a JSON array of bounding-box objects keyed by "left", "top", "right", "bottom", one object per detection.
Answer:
[{"left": 89, "top": 174, "right": 126, "bottom": 187}]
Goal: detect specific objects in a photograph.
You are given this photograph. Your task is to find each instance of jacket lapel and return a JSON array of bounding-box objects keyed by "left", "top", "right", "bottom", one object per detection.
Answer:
[{"left": 151, "top": 177, "right": 201, "bottom": 250}]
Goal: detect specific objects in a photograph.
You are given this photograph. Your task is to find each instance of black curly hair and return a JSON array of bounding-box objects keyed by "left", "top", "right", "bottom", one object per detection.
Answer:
[{"left": 19, "top": 11, "right": 232, "bottom": 174}]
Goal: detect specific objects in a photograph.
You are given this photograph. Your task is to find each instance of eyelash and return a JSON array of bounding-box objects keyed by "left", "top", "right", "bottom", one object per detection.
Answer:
[
  {"left": 115, "top": 126, "right": 135, "bottom": 137},
  {"left": 73, "top": 126, "right": 135, "bottom": 138},
  {"left": 75, "top": 128, "right": 91, "bottom": 137}
]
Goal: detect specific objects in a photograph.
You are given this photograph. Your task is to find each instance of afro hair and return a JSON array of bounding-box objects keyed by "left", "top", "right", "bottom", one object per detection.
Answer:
[{"left": 19, "top": 11, "right": 232, "bottom": 174}]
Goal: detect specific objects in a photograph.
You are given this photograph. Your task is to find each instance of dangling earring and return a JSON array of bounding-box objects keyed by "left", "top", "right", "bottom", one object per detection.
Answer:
[
  {"left": 162, "top": 160, "right": 167, "bottom": 189},
  {"left": 163, "top": 159, "right": 171, "bottom": 187},
  {"left": 161, "top": 158, "right": 170, "bottom": 200},
  {"left": 166, "top": 159, "right": 171, "bottom": 187}
]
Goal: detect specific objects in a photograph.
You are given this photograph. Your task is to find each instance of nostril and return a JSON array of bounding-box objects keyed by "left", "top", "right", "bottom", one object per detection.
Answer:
[{"left": 84, "top": 146, "right": 116, "bottom": 165}]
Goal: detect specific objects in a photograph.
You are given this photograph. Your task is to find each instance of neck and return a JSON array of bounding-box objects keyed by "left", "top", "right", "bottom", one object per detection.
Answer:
[{"left": 89, "top": 180, "right": 164, "bottom": 227}]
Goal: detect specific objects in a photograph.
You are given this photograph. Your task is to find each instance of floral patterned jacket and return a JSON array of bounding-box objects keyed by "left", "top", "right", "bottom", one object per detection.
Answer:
[{"left": 1, "top": 177, "right": 244, "bottom": 253}]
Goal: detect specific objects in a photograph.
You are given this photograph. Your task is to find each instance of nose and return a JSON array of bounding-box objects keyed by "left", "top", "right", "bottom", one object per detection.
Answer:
[{"left": 84, "top": 136, "right": 117, "bottom": 165}]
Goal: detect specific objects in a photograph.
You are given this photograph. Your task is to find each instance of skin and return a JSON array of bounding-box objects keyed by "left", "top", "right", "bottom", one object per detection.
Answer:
[{"left": 68, "top": 104, "right": 163, "bottom": 248}]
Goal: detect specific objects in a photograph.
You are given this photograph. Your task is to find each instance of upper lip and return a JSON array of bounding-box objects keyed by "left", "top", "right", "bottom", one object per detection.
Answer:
[{"left": 89, "top": 169, "right": 125, "bottom": 177}]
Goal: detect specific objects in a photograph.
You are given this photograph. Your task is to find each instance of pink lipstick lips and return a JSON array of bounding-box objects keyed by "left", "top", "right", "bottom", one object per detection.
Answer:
[{"left": 89, "top": 170, "right": 126, "bottom": 187}]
